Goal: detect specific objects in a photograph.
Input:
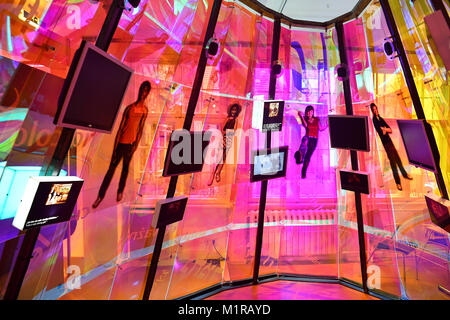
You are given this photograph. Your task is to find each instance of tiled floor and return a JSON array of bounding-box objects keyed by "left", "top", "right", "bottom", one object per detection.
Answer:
[{"left": 205, "top": 280, "right": 379, "bottom": 300}]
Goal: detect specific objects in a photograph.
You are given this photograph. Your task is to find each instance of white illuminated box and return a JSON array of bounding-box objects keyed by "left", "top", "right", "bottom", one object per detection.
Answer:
[{"left": 12, "top": 176, "right": 84, "bottom": 230}]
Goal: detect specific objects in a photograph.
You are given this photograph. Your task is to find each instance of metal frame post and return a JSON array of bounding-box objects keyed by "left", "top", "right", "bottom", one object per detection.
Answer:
[{"left": 252, "top": 18, "right": 281, "bottom": 284}]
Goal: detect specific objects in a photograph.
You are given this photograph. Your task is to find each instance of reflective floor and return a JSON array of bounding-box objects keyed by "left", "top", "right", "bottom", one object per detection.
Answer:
[{"left": 205, "top": 280, "right": 379, "bottom": 300}]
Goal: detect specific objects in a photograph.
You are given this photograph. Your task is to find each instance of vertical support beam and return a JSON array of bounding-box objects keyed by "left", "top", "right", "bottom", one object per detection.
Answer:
[
  {"left": 380, "top": 0, "right": 448, "bottom": 200},
  {"left": 95, "top": 0, "right": 126, "bottom": 52},
  {"left": 3, "top": 0, "right": 126, "bottom": 301},
  {"left": 3, "top": 227, "right": 40, "bottom": 300},
  {"left": 141, "top": 0, "right": 223, "bottom": 300},
  {"left": 252, "top": 18, "right": 280, "bottom": 284},
  {"left": 335, "top": 21, "right": 369, "bottom": 293}
]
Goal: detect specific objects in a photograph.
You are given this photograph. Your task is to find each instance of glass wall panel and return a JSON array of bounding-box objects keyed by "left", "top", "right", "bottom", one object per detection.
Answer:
[
  {"left": 0, "top": 0, "right": 447, "bottom": 301},
  {"left": 371, "top": 0, "right": 449, "bottom": 299},
  {"left": 106, "top": 0, "right": 215, "bottom": 300},
  {"left": 327, "top": 24, "right": 364, "bottom": 287},
  {"left": 275, "top": 26, "right": 337, "bottom": 278},
  {"left": 0, "top": 0, "right": 114, "bottom": 299},
  {"left": 34, "top": 0, "right": 214, "bottom": 300},
  {"left": 167, "top": 2, "right": 261, "bottom": 296},
  {"left": 389, "top": 0, "right": 449, "bottom": 192}
]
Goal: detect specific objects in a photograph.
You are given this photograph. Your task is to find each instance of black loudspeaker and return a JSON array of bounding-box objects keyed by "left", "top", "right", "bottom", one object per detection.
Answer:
[
  {"left": 208, "top": 41, "right": 219, "bottom": 56},
  {"left": 128, "top": 0, "right": 141, "bottom": 8},
  {"left": 271, "top": 60, "right": 282, "bottom": 75},
  {"left": 336, "top": 64, "right": 348, "bottom": 81},
  {"left": 383, "top": 38, "right": 397, "bottom": 60},
  {"left": 206, "top": 38, "right": 219, "bottom": 57}
]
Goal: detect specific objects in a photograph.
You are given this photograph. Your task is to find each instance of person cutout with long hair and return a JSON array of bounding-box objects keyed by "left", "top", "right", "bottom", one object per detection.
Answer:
[
  {"left": 294, "top": 105, "right": 327, "bottom": 179},
  {"left": 92, "top": 81, "right": 150, "bottom": 208},
  {"left": 208, "top": 103, "right": 242, "bottom": 186},
  {"left": 370, "top": 103, "right": 412, "bottom": 191}
]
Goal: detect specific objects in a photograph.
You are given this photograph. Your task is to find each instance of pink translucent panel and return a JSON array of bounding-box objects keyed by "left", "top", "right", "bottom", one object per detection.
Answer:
[
  {"left": 389, "top": 0, "right": 450, "bottom": 197},
  {"left": 2, "top": 0, "right": 448, "bottom": 301},
  {"left": 340, "top": 3, "right": 449, "bottom": 299}
]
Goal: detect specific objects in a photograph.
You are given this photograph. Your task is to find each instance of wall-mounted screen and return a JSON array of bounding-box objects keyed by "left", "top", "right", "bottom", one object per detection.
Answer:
[
  {"left": 425, "top": 193, "right": 450, "bottom": 233},
  {"left": 397, "top": 119, "right": 437, "bottom": 172},
  {"left": 328, "top": 115, "right": 370, "bottom": 152},
  {"left": 251, "top": 146, "right": 288, "bottom": 182},
  {"left": 152, "top": 196, "right": 188, "bottom": 228},
  {"left": 339, "top": 169, "right": 370, "bottom": 194},
  {"left": 12, "top": 176, "right": 84, "bottom": 230},
  {"left": 54, "top": 41, "right": 133, "bottom": 133},
  {"left": 163, "top": 130, "right": 212, "bottom": 177}
]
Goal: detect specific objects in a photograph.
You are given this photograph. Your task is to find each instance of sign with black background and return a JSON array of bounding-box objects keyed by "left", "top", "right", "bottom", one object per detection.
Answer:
[
  {"left": 262, "top": 100, "right": 284, "bottom": 132},
  {"left": 339, "top": 170, "right": 370, "bottom": 195},
  {"left": 13, "top": 177, "right": 83, "bottom": 230}
]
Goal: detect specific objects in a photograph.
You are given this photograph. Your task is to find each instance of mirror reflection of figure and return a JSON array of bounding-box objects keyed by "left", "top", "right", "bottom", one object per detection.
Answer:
[
  {"left": 294, "top": 105, "right": 328, "bottom": 179},
  {"left": 370, "top": 103, "right": 412, "bottom": 191},
  {"left": 207, "top": 103, "right": 242, "bottom": 186},
  {"left": 92, "top": 81, "right": 150, "bottom": 208}
]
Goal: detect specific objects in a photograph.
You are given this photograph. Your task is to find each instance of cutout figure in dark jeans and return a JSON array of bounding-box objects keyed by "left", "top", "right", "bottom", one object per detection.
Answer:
[
  {"left": 92, "top": 81, "right": 150, "bottom": 208},
  {"left": 295, "top": 105, "right": 327, "bottom": 178},
  {"left": 370, "top": 103, "right": 412, "bottom": 191}
]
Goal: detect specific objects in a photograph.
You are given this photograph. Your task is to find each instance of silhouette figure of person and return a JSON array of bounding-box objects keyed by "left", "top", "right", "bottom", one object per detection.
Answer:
[
  {"left": 370, "top": 103, "right": 412, "bottom": 191},
  {"left": 92, "top": 81, "right": 150, "bottom": 208}
]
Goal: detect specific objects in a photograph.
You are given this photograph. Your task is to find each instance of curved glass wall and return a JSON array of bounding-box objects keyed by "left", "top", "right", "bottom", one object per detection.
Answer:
[{"left": 0, "top": 0, "right": 448, "bottom": 300}]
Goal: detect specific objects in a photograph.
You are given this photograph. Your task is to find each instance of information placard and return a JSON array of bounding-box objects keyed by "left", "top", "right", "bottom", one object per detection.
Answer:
[{"left": 13, "top": 176, "right": 84, "bottom": 230}]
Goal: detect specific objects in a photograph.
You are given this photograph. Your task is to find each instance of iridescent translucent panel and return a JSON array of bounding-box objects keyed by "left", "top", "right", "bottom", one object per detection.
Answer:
[
  {"left": 376, "top": 0, "right": 449, "bottom": 299},
  {"left": 389, "top": 0, "right": 449, "bottom": 195},
  {"left": 0, "top": 0, "right": 448, "bottom": 301},
  {"left": 34, "top": 0, "right": 213, "bottom": 300},
  {"left": 0, "top": 0, "right": 117, "bottom": 299},
  {"left": 107, "top": 0, "right": 214, "bottom": 300},
  {"left": 338, "top": 2, "right": 449, "bottom": 299},
  {"left": 326, "top": 23, "right": 364, "bottom": 287},
  {"left": 273, "top": 26, "right": 338, "bottom": 278}
]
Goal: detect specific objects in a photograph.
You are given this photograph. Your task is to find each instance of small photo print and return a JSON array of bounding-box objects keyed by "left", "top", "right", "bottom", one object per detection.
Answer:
[
  {"left": 268, "top": 102, "right": 279, "bottom": 117},
  {"left": 46, "top": 184, "right": 72, "bottom": 206}
]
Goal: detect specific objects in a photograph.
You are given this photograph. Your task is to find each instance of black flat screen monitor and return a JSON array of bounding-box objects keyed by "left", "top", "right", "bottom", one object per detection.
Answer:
[
  {"left": 328, "top": 115, "right": 370, "bottom": 152},
  {"left": 12, "top": 176, "right": 84, "bottom": 230},
  {"left": 152, "top": 196, "right": 188, "bottom": 228},
  {"left": 251, "top": 146, "right": 288, "bottom": 182},
  {"left": 397, "top": 119, "right": 437, "bottom": 172},
  {"left": 163, "top": 130, "right": 212, "bottom": 177},
  {"left": 425, "top": 193, "right": 450, "bottom": 233},
  {"left": 55, "top": 41, "right": 133, "bottom": 133},
  {"left": 339, "top": 169, "right": 370, "bottom": 194}
]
